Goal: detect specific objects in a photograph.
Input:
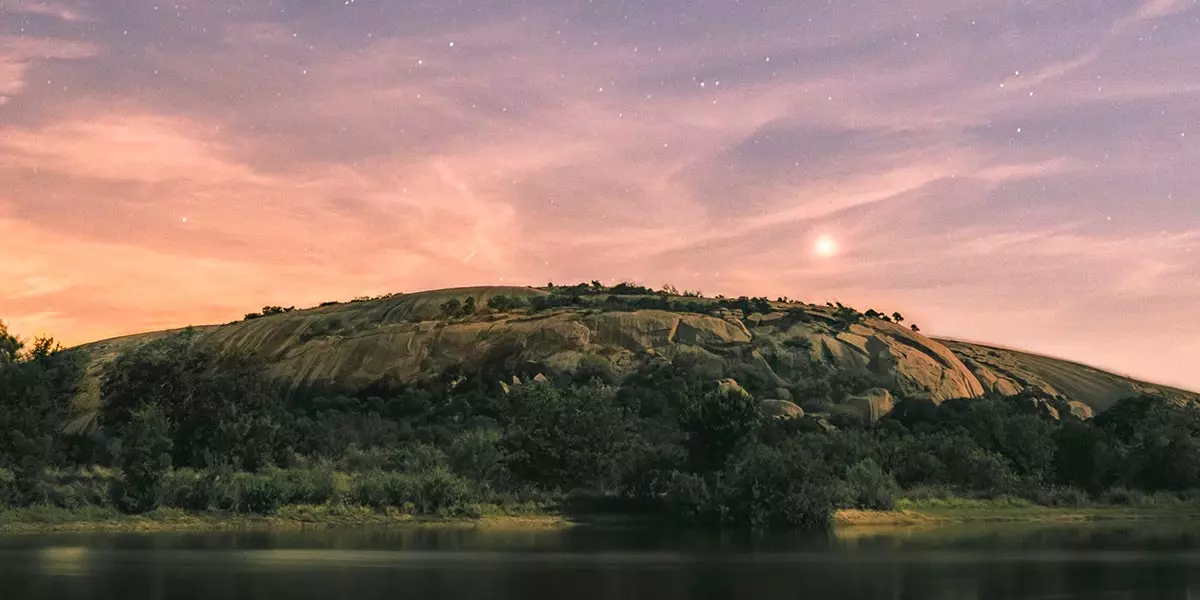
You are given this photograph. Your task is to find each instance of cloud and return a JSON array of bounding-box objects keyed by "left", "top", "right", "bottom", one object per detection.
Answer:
[
  {"left": 2, "top": 0, "right": 87, "bottom": 22},
  {"left": 1128, "top": 0, "right": 1194, "bottom": 24},
  {"left": 1005, "top": 0, "right": 1199, "bottom": 91},
  {"left": 0, "top": 108, "right": 527, "bottom": 341},
  {"left": 0, "top": 36, "right": 96, "bottom": 103},
  {"left": 0, "top": 114, "right": 266, "bottom": 184}
]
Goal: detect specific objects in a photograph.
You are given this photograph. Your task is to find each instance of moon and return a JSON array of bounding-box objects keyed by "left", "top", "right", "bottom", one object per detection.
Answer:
[{"left": 814, "top": 235, "right": 838, "bottom": 258}]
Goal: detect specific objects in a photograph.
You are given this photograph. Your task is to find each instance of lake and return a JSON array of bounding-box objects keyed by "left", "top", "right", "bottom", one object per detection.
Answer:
[{"left": 3, "top": 521, "right": 1200, "bottom": 599}]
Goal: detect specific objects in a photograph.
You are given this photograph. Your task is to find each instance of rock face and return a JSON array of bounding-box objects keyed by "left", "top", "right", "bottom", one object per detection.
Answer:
[
  {"left": 802, "top": 320, "right": 983, "bottom": 403},
  {"left": 847, "top": 388, "right": 895, "bottom": 422},
  {"left": 68, "top": 286, "right": 1198, "bottom": 432},
  {"left": 942, "top": 340, "right": 1196, "bottom": 413}
]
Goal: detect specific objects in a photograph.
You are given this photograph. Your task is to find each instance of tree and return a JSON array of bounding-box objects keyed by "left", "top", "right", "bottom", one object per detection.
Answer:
[
  {"left": 498, "top": 382, "right": 632, "bottom": 490},
  {"left": 462, "top": 296, "right": 477, "bottom": 316},
  {"left": 750, "top": 297, "right": 772, "bottom": 315},
  {"left": 717, "top": 440, "right": 834, "bottom": 529},
  {"left": 116, "top": 405, "right": 173, "bottom": 513},
  {"left": 833, "top": 306, "right": 862, "bottom": 330},
  {"left": 892, "top": 312, "right": 905, "bottom": 323},
  {"left": 101, "top": 332, "right": 285, "bottom": 471},
  {"left": 680, "top": 386, "right": 764, "bottom": 472},
  {"left": 1094, "top": 396, "right": 1200, "bottom": 491},
  {"left": 440, "top": 299, "right": 462, "bottom": 317},
  {"left": 488, "top": 295, "right": 527, "bottom": 311},
  {"left": 911, "top": 324, "right": 921, "bottom": 333},
  {"left": 0, "top": 322, "right": 82, "bottom": 498}
]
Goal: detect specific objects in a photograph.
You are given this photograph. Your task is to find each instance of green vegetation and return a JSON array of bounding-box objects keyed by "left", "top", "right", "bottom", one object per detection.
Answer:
[
  {"left": 3, "top": 306, "right": 1200, "bottom": 534},
  {"left": 524, "top": 281, "right": 783, "bottom": 317},
  {"left": 244, "top": 305, "right": 296, "bottom": 320}
]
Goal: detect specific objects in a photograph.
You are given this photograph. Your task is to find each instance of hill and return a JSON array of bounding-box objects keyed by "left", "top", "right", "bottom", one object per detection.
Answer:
[
  {"left": 68, "top": 285, "right": 1198, "bottom": 432},
  {"left": 8, "top": 284, "right": 1200, "bottom": 530}
]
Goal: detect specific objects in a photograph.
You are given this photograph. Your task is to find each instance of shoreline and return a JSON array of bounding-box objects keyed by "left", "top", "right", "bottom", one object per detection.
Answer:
[
  {"left": 3, "top": 503, "right": 1199, "bottom": 535},
  {"left": 0, "top": 506, "right": 573, "bottom": 535},
  {"left": 833, "top": 507, "right": 1200, "bottom": 527}
]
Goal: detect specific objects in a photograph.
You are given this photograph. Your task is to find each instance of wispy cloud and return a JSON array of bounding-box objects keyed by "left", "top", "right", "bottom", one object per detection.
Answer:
[
  {"left": 2, "top": 0, "right": 88, "bottom": 22},
  {"left": 1005, "top": 0, "right": 1199, "bottom": 91},
  {"left": 0, "top": 35, "right": 95, "bottom": 103}
]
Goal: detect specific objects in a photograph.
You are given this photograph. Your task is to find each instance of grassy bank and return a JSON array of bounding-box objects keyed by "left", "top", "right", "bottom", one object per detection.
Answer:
[
  {"left": 6, "top": 499, "right": 1200, "bottom": 535},
  {"left": 0, "top": 504, "right": 571, "bottom": 534},
  {"left": 833, "top": 496, "right": 1200, "bottom": 528}
]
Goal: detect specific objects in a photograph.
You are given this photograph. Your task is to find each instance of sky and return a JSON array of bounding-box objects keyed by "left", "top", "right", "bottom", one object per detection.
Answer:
[{"left": 0, "top": 0, "right": 1197, "bottom": 391}]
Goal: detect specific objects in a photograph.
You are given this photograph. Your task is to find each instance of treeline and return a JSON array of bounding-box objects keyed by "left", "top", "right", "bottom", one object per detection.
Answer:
[
  {"left": 490, "top": 289, "right": 787, "bottom": 319},
  {"left": 2, "top": 321, "right": 1200, "bottom": 529}
]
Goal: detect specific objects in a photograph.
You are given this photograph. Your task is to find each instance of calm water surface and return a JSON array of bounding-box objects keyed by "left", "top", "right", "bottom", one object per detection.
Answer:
[{"left": 3, "top": 521, "right": 1200, "bottom": 599}]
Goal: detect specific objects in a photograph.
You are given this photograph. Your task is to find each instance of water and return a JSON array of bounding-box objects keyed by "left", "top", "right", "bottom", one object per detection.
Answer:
[{"left": 3, "top": 521, "right": 1200, "bottom": 599}]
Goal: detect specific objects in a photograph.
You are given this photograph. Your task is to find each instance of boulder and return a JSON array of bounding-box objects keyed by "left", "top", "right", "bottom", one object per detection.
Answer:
[
  {"left": 1017, "top": 394, "right": 1061, "bottom": 420},
  {"left": 675, "top": 314, "right": 752, "bottom": 345},
  {"left": 760, "top": 399, "right": 804, "bottom": 419},
  {"left": 1066, "top": 400, "right": 1095, "bottom": 421},
  {"left": 717, "top": 378, "right": 750, "bottom": 398},
  {"left": 584, "top": 311, "right": 679, "bottom": 351},
  {"left": 848, "top": 388, "right": 895, "bottom": 422},
  {"left": 666, "top": 345, "right": 727, "bottom": 379}
]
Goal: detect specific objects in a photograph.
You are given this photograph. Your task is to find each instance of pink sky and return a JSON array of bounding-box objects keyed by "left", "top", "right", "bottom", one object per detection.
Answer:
[{"left": 1, "top": 0, "right": 1197, "bottom": 391}]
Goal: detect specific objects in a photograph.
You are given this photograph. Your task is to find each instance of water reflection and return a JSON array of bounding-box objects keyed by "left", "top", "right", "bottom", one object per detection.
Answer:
[{"left": 1, "top": 521, "right": 1199, "bottom": 599}]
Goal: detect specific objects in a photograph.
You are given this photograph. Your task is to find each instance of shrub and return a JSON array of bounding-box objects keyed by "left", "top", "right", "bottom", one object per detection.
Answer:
[
  {"left": 237, "top": 472, "right": 289, "bottom": 514},
  {"left": 157, "top": 468, "right": 206, "bottom": 510},
  {"left": 487, "top": 295, "right": 529, "bottom": 311},
  {"left": 447, "top": 429, "right": 508, "bottom": 486},
  {"left": 348, "top": 469, "right": 470, "bottom": 514},
  {"left": 350, "top": 471, "right": 417, "bottom": 510},
  {"left": 1100, "top": 487, "right": 1142, "bottom": 506},
  {"left": 277, "top": 463, "right": 340, "bottom": 505},
  {"left": 716, "top": 441, "right": 834, "bottom": 530},
  {"left": 661, "top": 471, "right": 713, "bottom": 522},
  {"left": 574, "top": 354, "right": 617, "bottom": 385},
  {"left": 46, "top": 468, "right": 115, "bottom": 510},
  {"left": 0, "top": 469, "right": 16, "bottom": 508},
  {"left": 1032, "top": 486, "right": 1090, "bottom": 508},
  {"left": 413, "top": 467, "right": 472, "bottom": 514},
  {"left": 842, "top": 459, "right": 900, "bottom": 510}
]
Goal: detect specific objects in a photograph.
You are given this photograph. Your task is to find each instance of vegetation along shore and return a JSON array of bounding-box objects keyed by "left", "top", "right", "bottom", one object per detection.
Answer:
[{"left": 4, "top": 284, "right": 1200, "bottom": 534}]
